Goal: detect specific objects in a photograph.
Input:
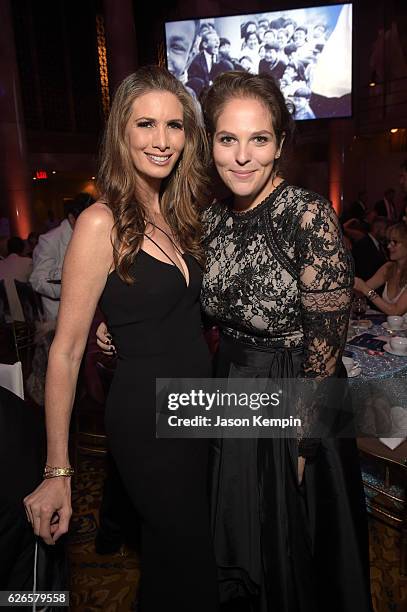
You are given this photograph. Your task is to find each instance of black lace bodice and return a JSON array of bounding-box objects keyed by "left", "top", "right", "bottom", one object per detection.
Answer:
[{"left": 201, "top": 181, "right": 353, "bottom": 378}]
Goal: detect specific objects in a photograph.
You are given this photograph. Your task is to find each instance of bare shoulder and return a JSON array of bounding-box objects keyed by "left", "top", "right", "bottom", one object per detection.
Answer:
[
  {"left": 76, "top": 201, "right": 114, "bottom": 234},
  {"left": 67, "top": 201, "right": 114, "bottom": 270},
  {"left": 382, "top": 261, "right": 393, "bottom": 275}
]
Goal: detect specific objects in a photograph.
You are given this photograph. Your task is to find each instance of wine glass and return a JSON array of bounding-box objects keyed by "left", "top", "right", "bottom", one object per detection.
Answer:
[{"left": 352, "top": 295, "right": 367, "bottom": 332}]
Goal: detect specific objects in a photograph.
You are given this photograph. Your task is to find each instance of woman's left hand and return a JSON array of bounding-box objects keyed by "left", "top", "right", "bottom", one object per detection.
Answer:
[{"left": 298, "top": 456, "right": 306, "bottom": 484}]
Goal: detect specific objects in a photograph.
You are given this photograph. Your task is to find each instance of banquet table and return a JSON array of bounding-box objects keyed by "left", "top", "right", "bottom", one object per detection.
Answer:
[
  {"left": 345, "top": 312, "right": 407, "bottom": 380},
  {"left": 349, "top": 313, "right": 407, "bottom": 575}
]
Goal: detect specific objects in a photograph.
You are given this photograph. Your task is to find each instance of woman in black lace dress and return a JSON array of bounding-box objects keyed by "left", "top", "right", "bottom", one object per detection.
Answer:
[{"left": 200, "top": 72, "right": 372, "bottom": 612}]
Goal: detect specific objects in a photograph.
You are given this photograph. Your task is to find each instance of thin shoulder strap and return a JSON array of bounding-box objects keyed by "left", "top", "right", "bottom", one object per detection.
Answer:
[
  {"left": 147, "top": 221, "right": 184, "bottom": 256},
  {"left": 143, "top": 234, "right": 179, "bottom": 268}
]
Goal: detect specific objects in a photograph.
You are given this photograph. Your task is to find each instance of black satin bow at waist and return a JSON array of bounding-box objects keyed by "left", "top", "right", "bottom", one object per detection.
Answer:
[{"left": 217, "top": 333, "right": 305, "bottom": 378}]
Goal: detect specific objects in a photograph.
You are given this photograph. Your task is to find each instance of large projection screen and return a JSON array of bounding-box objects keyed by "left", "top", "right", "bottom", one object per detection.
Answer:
[{"left": 165, "top": 3, "right": 352, "bottom": 121}]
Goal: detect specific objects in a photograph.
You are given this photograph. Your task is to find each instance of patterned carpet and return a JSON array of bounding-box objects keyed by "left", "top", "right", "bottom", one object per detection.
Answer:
[
  {"left": 68, "top": 455, "right": 407, "bottom": 612},
  {"left": 369, "top": 520, "right": 407, "bottom": 612},
  {"left": 69, "top": 456, "right": 140, "bottom": 611}
]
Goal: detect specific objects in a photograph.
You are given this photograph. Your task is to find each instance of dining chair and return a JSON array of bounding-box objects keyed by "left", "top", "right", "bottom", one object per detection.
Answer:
[
  {"left": 12, "top": 281, "right": 44, "bottom": 379},
  {"left": 0, "top": 280, "right": 18, "bottom": 363},
  {"left": 358, "top": 438, "right": 407, "bottom": 575},
  {"left": 0, "top": 280, "right": 11, "bottom": 323},
  {"left": 0, "top": 361, "right": 24, "bottom": 399},
  {"left": 71, "top": 354, "right": 116, "bottom": 470},
  {"left": 14, "top": 281, "right": 43, "bottom": 322}
]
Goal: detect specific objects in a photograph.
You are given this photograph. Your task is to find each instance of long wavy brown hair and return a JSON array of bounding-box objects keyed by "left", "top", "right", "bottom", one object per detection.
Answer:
[
  {"left": 386, "top": 222, "right": 407, "bottom": 288},
  {"left": 97, "top": 65, "right": 210, "bottom": 283}
]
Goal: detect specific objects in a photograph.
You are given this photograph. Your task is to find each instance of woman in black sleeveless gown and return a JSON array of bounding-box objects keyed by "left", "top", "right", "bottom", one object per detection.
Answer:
[
  {"left": 24, "top": 67, "right": 219, "bottom": 612},
  {"left": 98, "top": 246, "right": 217, "bottom": 610}
]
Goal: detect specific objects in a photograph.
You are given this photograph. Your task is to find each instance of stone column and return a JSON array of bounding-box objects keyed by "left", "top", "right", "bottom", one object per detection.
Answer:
[
  {"left": 329, "top": 120, "right": 353, "bottom": 216},
  {"left": 328, "top": 122, "right": 343, "bottom": 215},
  {"left": 103, "top": 0, "right": 138, "bottom": 96},
  {"left": 0, "top": 0, "right": 32, "bottom": 237}
]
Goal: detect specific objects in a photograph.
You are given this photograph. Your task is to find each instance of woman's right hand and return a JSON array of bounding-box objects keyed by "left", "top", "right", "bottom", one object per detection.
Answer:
[
  {"left": 96, "top": 321, "right": 115, "bottom": 354},
  {"left": 23, "top": 477, "right": 72, "bottom": 545}
]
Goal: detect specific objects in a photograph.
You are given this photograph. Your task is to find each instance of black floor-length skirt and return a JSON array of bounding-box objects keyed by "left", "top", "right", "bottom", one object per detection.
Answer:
[{"left": 210, "top": 334, "right": 373, "bottom": 612}]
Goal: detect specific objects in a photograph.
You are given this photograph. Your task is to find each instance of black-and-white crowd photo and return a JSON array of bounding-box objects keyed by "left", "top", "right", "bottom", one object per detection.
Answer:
[{"left": 165, "top": 3, "right": 352, "bottom": 120}]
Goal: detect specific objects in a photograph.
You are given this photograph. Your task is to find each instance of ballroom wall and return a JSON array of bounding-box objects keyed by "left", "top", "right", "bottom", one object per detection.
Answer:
[{"left": 1, "top": 0, "right": 407, "bottom": 234}]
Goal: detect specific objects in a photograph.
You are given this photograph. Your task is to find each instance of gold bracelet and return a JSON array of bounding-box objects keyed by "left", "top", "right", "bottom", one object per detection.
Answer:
[
  {"left": 43, "top": 464, "right": 74, "bottom": 479},
  {"left": 366, "top": 288, "right": 378, "bottom": 300}
]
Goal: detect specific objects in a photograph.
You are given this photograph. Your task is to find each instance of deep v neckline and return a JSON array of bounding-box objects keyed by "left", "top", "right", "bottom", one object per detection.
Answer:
[{"left": 142, "top": 236, "right": 190, "bottom": 288}]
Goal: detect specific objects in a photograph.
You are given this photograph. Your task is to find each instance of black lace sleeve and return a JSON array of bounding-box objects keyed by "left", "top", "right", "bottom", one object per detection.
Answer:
[{"left": 295, "top": 200, "right": 353, "bottom": 455}]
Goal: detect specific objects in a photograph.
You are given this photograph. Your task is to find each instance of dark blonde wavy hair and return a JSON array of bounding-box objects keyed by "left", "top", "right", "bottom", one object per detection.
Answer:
[
  {"left": 200, "top": 70, "right": 295, "bottom": 179},
  {"left": 97, "top": 65, "right": 210, "bottom": 283},
  {"left": 387, "top": 222, "right": 407, "bottom": 288}
]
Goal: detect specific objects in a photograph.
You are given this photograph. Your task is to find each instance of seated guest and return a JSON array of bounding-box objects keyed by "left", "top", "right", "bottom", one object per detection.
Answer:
[
  {"left": 44, "top": 209, "right": 60, "bottom": 232},
  {"left": 0, "top": 236, "right": 7, "bottom": 260},
  {"left": 375, "top": 187, "right": 397, "bottom": 223},
  {"left": 354, "top": 222, "right": 407, "bottom": 315},
  {"left": 0, "top": 237, "right": 34, "bottom": 322},
  {"left": 342, "top": 218, "right": 368, "bottom": 244},
  {"left": 398, "top": 196, "right": 407, "bottom": 223},
  {"left": 342, "top": 190, "right": 368, "bottom": 223},
  {"left": 0, "top": 236, "right": 32, "bottom": 282},
  {"left": 30, "top": 193, "right": 94, "bottom": 320},
  {"left": 400, "top": 159, "right": 407, "bottom": 193},
  {"left": 399, "top": 161, "right": 407, "bottom": 221},
  {"left": 342, "top": 209, "right": 377, "bottom": 245},
  {"left": 24, "top": 232, "right": 39, "bottom": 258},
  {"left": 352, "top": 216, "right": 389, "bottom": 281}
]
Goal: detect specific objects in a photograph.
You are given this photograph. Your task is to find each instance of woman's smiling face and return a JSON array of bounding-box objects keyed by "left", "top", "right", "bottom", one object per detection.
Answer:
[
  {"left": 213, "top": 97, "right": 283, "bottom": 209},
  {"left": 125, "top": 91, "right": 185, "bottom": 183}
]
